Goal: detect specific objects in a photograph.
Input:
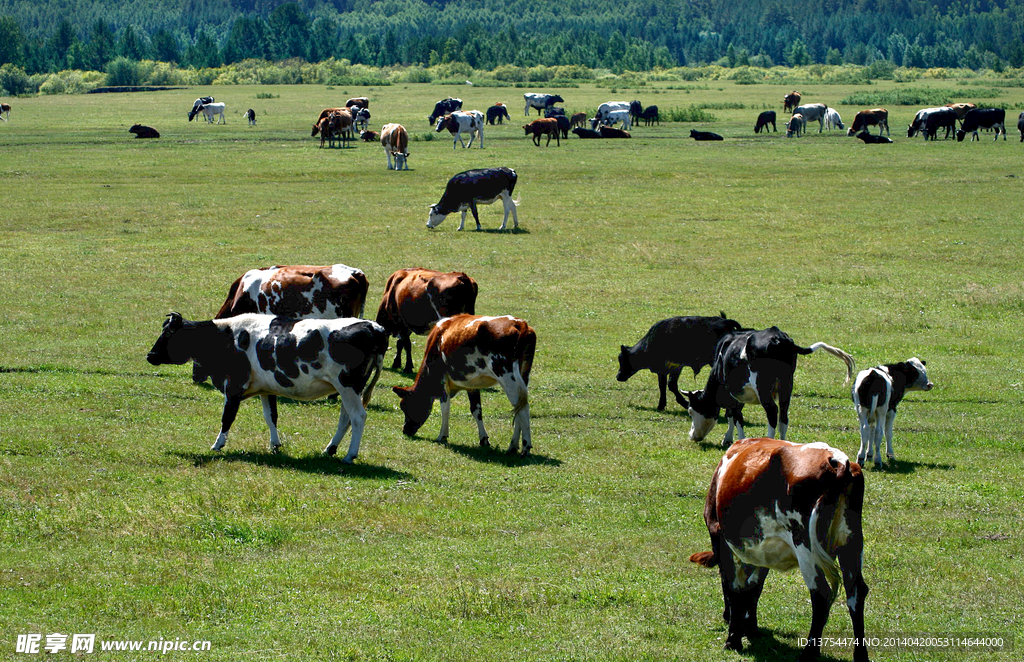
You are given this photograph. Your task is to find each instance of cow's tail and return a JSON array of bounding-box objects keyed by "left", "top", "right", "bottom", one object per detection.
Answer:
[
  {"left": 360, "top": 330, "right": 388, "bottom": 408},
  {"left": 510, "top": 327, "right": 536, "bottom": 423},
  {"left": 798, "top": 342, "right": 856, "bottom": 384},
  {"left": 809, "top": 456, "right": 858, "bottom": 605},
  {"left": 689, "top": 551, "right": 717, "bottom": 568}
]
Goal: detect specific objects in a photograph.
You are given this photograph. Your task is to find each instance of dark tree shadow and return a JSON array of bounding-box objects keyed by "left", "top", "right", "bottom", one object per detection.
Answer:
[{"left": 169, "top": 450, "right": 413, "bottom": 480}]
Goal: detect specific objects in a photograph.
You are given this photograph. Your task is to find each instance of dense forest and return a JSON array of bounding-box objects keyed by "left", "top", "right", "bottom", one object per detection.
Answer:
[{"left": 1, "top": 0, "right": 1023, "bottom": 75}]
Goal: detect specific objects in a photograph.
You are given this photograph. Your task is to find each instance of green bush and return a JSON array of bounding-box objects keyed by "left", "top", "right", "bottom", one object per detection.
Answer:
[
  {"left": 0, "top": 63, "right": 31, "bottom": 95},
  {"left": 663, "top": 105, "right": 718, "bottom": 122},
  {"left": 105, "top": 57, "right": 143, "bottom": 87}
]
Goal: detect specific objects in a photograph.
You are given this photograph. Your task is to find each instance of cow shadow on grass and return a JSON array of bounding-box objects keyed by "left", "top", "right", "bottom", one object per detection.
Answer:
[
  {"left": 737, "top": 628, "right": 849, "bottom": 662},
  {"left": 865, "top": 458, "right": 956, "bottom": 474},
  {"left": 404, "top": 435, "right": 561, "bottom": 467},
  {"left": 170, "top": 450, "right": 413, "bottom": 480},
  {"left": 475, "top": 227, "right": 530, "bottom": 235}
]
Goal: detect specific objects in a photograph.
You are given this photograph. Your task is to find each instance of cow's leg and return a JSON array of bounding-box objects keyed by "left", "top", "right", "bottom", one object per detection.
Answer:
[
  {"left": 796, "top": 541, "right": 835, "bottom": 662},
  {"left": 657, "top": 373, "right": 668, "bottom": 411},
  {"left": 774, "top": 375, "right": 793, "bottom": 440},
  {"left": 213, "top": 394, "right": 243, "bottom": 451},
  {"left": 856, "top": 406, "right": 872, "bottom": 466},
  {"left": 721, "top": 553, "right": 764, "bottom": 652},
  {"left": 468, "top": 200, "right": 482, "bottom": 231},
  {"left": 390, "top": 333, "right": 406, "bottom": 370},
  {"left": 457, "top": 209, "right": 468, "bottom": 231},
  {"left": 386, "top": 151, "right": 394, "bottom": 169},
  {"left": 436, "top": 389, "right": 453, "bottom": 444},
  {"left": 884, "top": 409, "right": 897, "bottom": 461},
  {"left": 723, "top": 407, "right": 744, "bottom": 446},
  {"left": 261, "top": 395, "right": 281, "bottom": 452},
  {"left": 498, "top": 192, "right": 515, "bottom": 231},
  {"left": 668, "top": 370, "right": 688, "bottom": 409},
  {"left": 328, "top": 388, "right": 366, "bottom": 464},
  {"left": 871, "top": 416, "right": 885, "bottom": 467},
  {"left": 467, "top": 389, "right": 489, "bottom": 447},
  {"left": 839, "top": 526, "right": 870, "bottom": 662},
  {"left": 499, "top": 366, "right": 531, "bottom": 456},
  {"left": 525, "top": 102, "right": 530, "bottom": 116}
]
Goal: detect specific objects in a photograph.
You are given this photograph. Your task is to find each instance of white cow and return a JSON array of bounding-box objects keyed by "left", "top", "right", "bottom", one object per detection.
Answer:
[
  {"left": 591, "top": 108, "right": 632, "bottom": 131},
  {"left": 593, "top": 101, "right": 631, "bottom": 127},
  {"left": 824, "top": 107, "right": 844, "bottom": 131},
  {"left": 380, "top": 123, "right": 409, "bottom": 170},
  {"left": 434, "top": 110, "right": 485, "bottom": 149},
  {"left": 523, "top": 93, "right": 564, "bottom": 116},
  {"left": 791, "top": 103, "right": 828, "bottom": 133},
  {"left": 200, "top": 102, "right": 226, "bottom": 124}
]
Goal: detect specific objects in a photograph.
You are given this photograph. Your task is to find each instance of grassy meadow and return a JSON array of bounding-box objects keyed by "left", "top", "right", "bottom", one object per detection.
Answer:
[{"left": 1, "top": 80, "right": 1022, "bottom": 660}]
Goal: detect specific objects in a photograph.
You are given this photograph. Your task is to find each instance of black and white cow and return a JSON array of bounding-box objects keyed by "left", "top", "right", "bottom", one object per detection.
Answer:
[
  {"left": 685, "top": 327, "right": 856, "bottom": 447},
  {"left": 188, "top": 96, "right": 215, "bottom": 122},
  {"left": 427, "top": 167, "right": 519, "bottom": 231},
  {"left": 244, "top": 108, "right": 256, "bottom": 126},
  {"left": 922, "top": 107, "right": 957, "bottom": 141},
  {"left": 435, "top": 110, "right": 484, "bottom": 149},
  {"left": 754, "top": 110, "right": 776, "bottom": 133},
  {"left": 524, "top": 93, "right": 564, "bottom": 116},
  {"left": 852, "top": 357, "right": 932, "bottom": 468},
  {"left": 617, "top": 313, "right": 743, "bottom": 411},
  {"left": 1018, "top": 111, "right": 1024, "bottom": 142},
  {"left": 957, "top": 108, "right": 1006, "bottom": 141},
  {"left": 428, "top": 97, "right": 463, "bottom": 124},
  {"left": 147, "top": 313, "right": 387, "bottom": 463}
]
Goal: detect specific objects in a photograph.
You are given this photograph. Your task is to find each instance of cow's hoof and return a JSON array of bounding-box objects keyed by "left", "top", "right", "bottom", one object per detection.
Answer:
[
  {"left": 656, "top": 403, "right": 667, "bottom": 411},
  {"left": 324, "top": 445, "right": 338, "bottom": 456},
  {"left": 341, "top": 455, "right": 355, "bottom": 464},
  {"left": 270, "top": 445, "right": 282, "bottom": 454},
  {"left": 887, "top": 454, "right": 896, "bottom": 460},
  {"left": 479, "top": 437, "right": 490, "bottom": 448},
  {"left": 435, "top": 436, "right": 448, "bottom": 445},
  {"left": 520, "top": 447, "right": 531, "bottom": 457}
]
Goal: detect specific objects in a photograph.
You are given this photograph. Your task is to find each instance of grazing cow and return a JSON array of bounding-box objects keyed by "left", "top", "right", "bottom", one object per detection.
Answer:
[
  {"left": 523, "top": 93, "right": 564, "bottom": 116},
  {"left": 616, "top": 313, "right": 743, "bottom": 411},
  {"left": 786, "top": 114, "right": 805, "bottom": 138},
  {"left": 375, "top": 268, "right": 478, "bottom": 372},
  {"left": 0, "top": 102, "right": 10, "bottom": 121},
  {"left": 148, "top": 312, "right": 386, "bottom": 463},
  {"left": 783, "top": 90, "right": 802, "bottom": 113},
  {"left": 353, "top": 107, "right": 371, "bottom": 132},
  {"left": 199, "top": 102, "right": 226, "bottom": 125},
  {"left": 599, "top": 126, "right": 631, "bottom": 139},
  {"left": 594, "top": 101, "right": 631, "bottom": 127},
  {"left": 629, "top": 100, "right": 643, "bottom": 123},
  {"left": 572, "top": 127, "right": 602, "bottom": 139},
  {"left": 855, "top": 132, "right": 892, "bottom": 144},
  {"left": 435, "top": 110, "right": 485, "bottom": 149},
  {"left": 692, "top": 129, "right": 723, "bottom": 141},
  {"left": 921, "top": 108, "right": 957, "bottom": 141},
  {"left": 428, "top": 97, "right": 463, "bottom": 124},
  {"left": 824, "top": 108, "right": 844, "bottom": 131},
  {"left": 486, "top": 104, "right": 511, "bottom": 125},
  {"left": 957, "top": 108, "right": 1006, "bottom": 142},
  {"left": 187, "top": 96, "right": 214, "bottom": 122},
  {"left": 569, "top": 112, "right": 588, "bottom": 130},
  {"left": 853, "top": 357, "right": 933, "bottom": 468},
  {"left": 690, "top": 437, "right": 869, "bottom": 662},
  {"left": 907, "top": 107, "right": 946, "bottom": 138},
  {"left": 685, "top": 327, "right": 855, "bottom": 447},
  {"left": 754, "top": 110, "right": 776, "bottom": 133},
  {"left": 380, "top": 123, "right": 409, "bottom": 170},
  {"left": 427, "top": 167, "right": 519, "bottom": 231},
  {"left": 392, "top": 314, "right": 536, "bottom": 456},
  {"left": 591, "top": 108, "right": 631, "bottom": 130},
  {"left": 792, "top": 104, "right": 828, "bottom": 133},
  {"left": 128, "top": 124, "right": 159, "bottom": 139},
  {"left": 346, "top": 97, "right": 369, "bottom": 110},
  {"left": 846, "top": 108, "right": 888, "bottom": 137},
  {"left": 945, "top": 102, "right": 976, "bottom": 119},
  {"left": 640, "top": 105, "right": 660, "bottom": 126},
  {"left": 523, "top": 117, "right": 560, "bottom": 144},
  {"left": 360, "top": 130, "right": 379, "bottom": 142},
  {"left": 244, "top": 108, "right": 256, "bottom": 126},
  {"left": 1018, "top": 111, "right": 1024, "bottom": 142}
]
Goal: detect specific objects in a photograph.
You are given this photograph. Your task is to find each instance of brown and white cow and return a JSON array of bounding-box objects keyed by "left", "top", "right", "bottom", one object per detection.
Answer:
[
  {"left": 847, "top": 108, "right": 889, "bottom": 137},
  {"left": 392, "top": 314, "right": 536, "bottom": 456},
  {"left": 346, "top": 97, "right": 369, "bottom": 110},
  {"left": 691, "top": 438, "right": 869, "bottom": 662},
  {"left": 523, "top": 118, "right": 560, "bottom": 146},
  {"left": 380, "top": 123, "right": 409, "bottom": 170},
  {"left": 375, "top": 268, "right": 478, "bottom": 373},
  {"left": 783, "top": 91, "right": 802, "bottom": 113}
]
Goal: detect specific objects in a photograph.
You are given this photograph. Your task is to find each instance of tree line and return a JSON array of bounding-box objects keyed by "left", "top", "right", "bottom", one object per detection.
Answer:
[{"left": 1, "top": 0, "right": 1022, "bottom": 76}]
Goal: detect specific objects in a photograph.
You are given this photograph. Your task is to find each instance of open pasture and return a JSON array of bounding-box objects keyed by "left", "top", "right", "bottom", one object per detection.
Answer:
[{"left": 1, "top": 81, "right": 1022, "bottom": 660}]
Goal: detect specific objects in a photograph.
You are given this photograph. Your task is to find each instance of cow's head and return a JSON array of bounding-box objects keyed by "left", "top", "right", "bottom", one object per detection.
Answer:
[
  {"left": 616, "top": 346, "right": 638, "bottom": 382},
  {"left": 956, "top": 129, "right": 967, "bottom": 142},
  {"left": 906, "top": 357, "right": 933, "bottom": 392},
  {"left": 550, "top": 94, "right": 564, "bottom": 104},
  {"left": 685, "top": 390, "right": 720, "bottom": 441},
  {"left": 426, "top": 205, "right": 447, "bottom": 229},
  {"left": 907, "top": 124, "right": 917, "bottom": 138},
  {"left": 392, "top": 385, "right": 433, "bottom": 436},
  {"left": 434, "top": 115, "right": 448, "bottom": 132},
  {"left": 147, "top": 313, "right": 189, "bottom": 366}
]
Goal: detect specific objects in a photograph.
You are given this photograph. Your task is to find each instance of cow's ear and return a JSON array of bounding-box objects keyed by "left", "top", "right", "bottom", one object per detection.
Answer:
[
  {"left": 165, "top": 312, "right": 184, "bottom": 328},
  {"left": 620, "top": 345, "right": 629, "bottom": 353},
  {"left": 392, "top": 385, "right": 411, "bottom": 399}
]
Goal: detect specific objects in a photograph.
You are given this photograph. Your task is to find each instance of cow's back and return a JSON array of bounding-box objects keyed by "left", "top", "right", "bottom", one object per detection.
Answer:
[{"left": 216, "top": 264, "right": 367, "bottom": 319}]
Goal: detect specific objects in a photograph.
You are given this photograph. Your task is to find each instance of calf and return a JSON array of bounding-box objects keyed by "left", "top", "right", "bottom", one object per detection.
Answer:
[
  {"left": 311, "top": 107, "right": 346, "bottom": 137},
  {"left": 786, "top": 113, "right": 805, "bottom": 138},
  {"left": 692, "top": 128, "right": 723, "bottom": 141},
  {"left": 353, "top": 107, "right": 371, "bottom": 132},
  {"left": 486, "top": 104, "right": 510, "bottom": 125},
  {"left": 846, "top": 108, "right": 888, "bottom": 137},
  {"left": 380, "top": 123, "right": 409, "bottom": 170},
  {"left": 244, "top": 108, "right": 256, "bottom": 126},
  {"left": 824, "top": 108, "right": 844, "bottom": 131},
  {"left": 147, "top": 312, "right": 387, "bottom": 463},
  {"left": 783, "top": 90, "right": 801, "bottom": 113},
  {"left": 853, "top": 357, "right": 933, "bottom": 468},
  {"left": 0, "top": 101, "right": 10, "bottom": 121},
  {"left": 375, "top": 268, "right": 478, "bottom": 372},
  {"left": 629, "top": 100, "right": 643, "bottom": 123},
  {"left": 600, "top": 126, "right": 631, "bottom": 138},
  {"left": 392, "top": 314, "right": 536, "bottom": 456},
  {"left": 427, "top": 167, "right": 519, "bottom": 231},
  {"left": 523, "top": 118, "right": 560, "bottom": 146},
  {"left": 569, "top": 112, "right": 588, "bottom": 130},
  {"left": 685, "top": 327, "right": 855, "bottom": 447},
  {"left": 435, "top": 110, "right": 485, "bottom": 149},
  {"left": 640, "top": 105, "right": 660, "bottom": 126},
  {"left": 754, "top": 110, "right": 776, "bottom": 133},
  {"left": 691, "top": 437, "right": 869, "bottom": 662},
  {"left": 572, "top": 127, "right": 602, "bottom": 139},
  {"left": 360, "top": 130, "right": 379, "bottom": 142},
  {"left": 428, "top": 97, "right": 462, "bottom": 124},
  {"left": 616, "top": 313, "right": 743, "bottom": 411},
  {"left": 855, "top": 132, "right": 892, "bottom": 144},
  {"left": 129, "top": 124, "right": 159, "bottom": 139},
  {"left": 957, "top": 108, "right": 1006, "bottom": 141}
]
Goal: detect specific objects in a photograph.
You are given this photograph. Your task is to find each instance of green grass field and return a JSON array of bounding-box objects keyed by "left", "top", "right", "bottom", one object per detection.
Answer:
[{"left": 1, "top": 81, "right": 1022, "bottom": 660}]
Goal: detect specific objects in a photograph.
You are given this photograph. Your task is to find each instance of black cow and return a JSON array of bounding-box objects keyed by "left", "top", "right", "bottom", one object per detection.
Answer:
[
  {"left": 754, "top": 110, "right": 776, "bottom": 133},
  {"left": 855, "top": 132, "right": 892, "bottom": 144},
  {"left": 685, "top": 327, "right": 855, "bottom": 447},
  {"left": 617, "top": 313, "right": 743, "bottom": 411},
  {"left": 690, "top": 129, "right": 723, "bottom": 141},
  {"left": 187, "top": 96, "right": 215, "bottom": 122},
  {"left": 640, "top": 105, "right": 660, "bottom": 126},
  {"left": 629, "top": 100, "right": 643, "bottom": 123},
  {"left": 599, "top": 126, "right": 630, "bottom": 138},
  {"left": 957, "top": 108, "right": 1006, "bottom": 141},
  {"left": 146, "top": 313, "right": 387, "bottom": 463},
  {"left": 426, "top": 167, "right": 519, "bottom": 231},
  {"left": 551, "top": 114, "right": 570, "bottom": 139},
  {"left": 923, "top": 108, "right": 957, "bottom": 141},
  {"left": 572, "top": 127, "right": 602, "bottom": 139},
  {"left": 543, "top": 107, "right": 566, "bottom": 118},
  {"left": 129, "top": 124, "right": 159, "bottom": 139},
  {"left": 486, "top": 104, "right": 511, "bottom": 125},
  {"left": 428, "top": 97, "right": 463, "bottom": 124},
  {"left": 1018, "top": 111, "right": 1024, "bottom": 142},
  {"left": 244, "top": 108, "right": 256, "bottom": 126}
]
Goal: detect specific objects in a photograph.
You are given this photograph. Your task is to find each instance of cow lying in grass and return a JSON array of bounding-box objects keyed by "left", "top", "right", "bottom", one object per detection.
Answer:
[{"left": 129, "top": 124, "right": 159, "bottom": 139}]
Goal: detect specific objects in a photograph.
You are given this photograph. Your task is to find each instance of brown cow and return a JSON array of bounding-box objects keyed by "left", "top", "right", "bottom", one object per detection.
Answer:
[
  {"left": 523, "top": 118, "right": 560, "bottom": 146},
  {"left": 846, "top": 108, "right": 889, "bottom": 136},
  {"left": 375, "top": 268, "right": 478, "bottom": 372},
  {"left": 392, "top": 314, "right": 536, "bottom": 456},
  {"left": 945, "top": 102, "right": 976, "bottom": 119},
  {"left": 569, "top": 112, "right": 588, "bottom": 130},
  {"left": 598, "top": 126, "right": 631, "bottom": 138},
  {"left": 311, "top": 107, "right": 346, "bottom": 137},
  {"left": 783, "top": 91, "right": 802, "bottom": 113},
  {"left": 691, "top": 438, "right": 869, "bottom": 662},
  {"left": 346, "top": 97, "right": 369, "bottom": 110}
]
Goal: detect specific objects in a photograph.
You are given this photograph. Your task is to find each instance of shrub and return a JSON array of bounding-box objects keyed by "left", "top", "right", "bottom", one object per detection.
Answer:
[
  {"left": 105, "top": 57, "right": 143, "bottom": 87},
  {"left": 663, "top": 105, "right": 718, "bottom": 122},
  {"left": 0, "top": 63, "right": 31, "bottom": 95}
]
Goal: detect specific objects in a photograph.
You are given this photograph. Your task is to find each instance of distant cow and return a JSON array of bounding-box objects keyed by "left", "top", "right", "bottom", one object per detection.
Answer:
[
  {"left": 199, "top": 102, "right": 226, "bottom": 125},
  {"left": 783, "top": 91, "right": 802, "bottom": 113},
  {"left": 375, "top": 268, "right": 478, "bottom": 372},
  {"left": 428, "top": 97, "right": 463, "bottom": 124},
  {"left": 640, "top": 105, "right": 660, "bottom": 126},
  {"left": 353, "top": 107, "right": 371, "bottom": 132},
  {"left": 591, "top": 108, "right": 631, "bottom": 131},
  {"left": 346, "top": 97, "right": 369, "bottom": 110},
  {"left": 572, "top": 127, "right": 602, "bottom": 139},
  {"left": 486, "top": 104, "right": 511, "bottom": 125},
  {"left": 524, "top": 93, "right": 564, "bottom": 116},
  {"left": 855, "top": 132, "right": 892, "bottom": 144},
  {"left": 600, "top": 126, "right": 631, "bottom": 139},
  {"left": 691, "top": 129, "right": 723, "bottom": 141},
  {"left": 907, "top": 107, "right": 947, "bottom": 138},
  {"left": 380, "top": 123, "right": 409, "bottom": 170},
  {"left": 427, "top": 167, "right": 519, "bottom": 231},
  {"left": 148, "top": 312, "right": 386, "bottom": 463},
  {"left": 690, "top": 437, "right": 869, "bottom": 662},
  {"left": 853, "top": 357, "right": 933, "bottom": 468},
  {"left": 1018, "top": 111, "right": 1024, "bottom": 141},
  {"left": 616, "top": 313, "right": 743, "bottom": 411},
  {"left": 435, "top": 110, "right": 485, "bottom": 149},
  {"left": 360, "top": 130, "right": 379, "bottom": 142},
  {"left": 129, "top": 124, "right": 159, "bottom": 139},
  {"left": 786, "top": 114, "right": 805, "bottom": 138},
  {"left": 685, "top": 327, "right": 855, "bottom": 447},
  {"left": 945, "top": 102, "right": 976, "bottom": 119},
  {"left": 792, "top": 104, "right": 828, "bottom": 133},
  {"left": 0, "top": 102, "right": 10, "bottom": 121},
  {"left": 847, "top": 108, "right": 888, "bottom": 137},
  {"left": 594, "top": 101, "right": 631, "bottom": 127},
  {"left": 957, "top": 108, "right": 1006, "bottom": 142},
  {"left": 824, "top": 108, "right": 844, "bottom": 131},
  {"left": 922, "top": 108, "right": 957, "bottom": 141},
  {"left": 244, "top": 108, "right": 256, "bottom": 126},
  {"left": 629, "top": 100, "right": 643, "bottom": 123},
  {"left": 187, "top": 96, "right": 214, "bottom": 122},
  {"left": 392, "top": 314, "right": 536, "bottom": 456},
  {"left": 569, "top": 112, "right": 588, "bottom": 130},
  {"left": 311, "top": 107, "right": 345, "bottom": 136},
  {"left": 543, "top": 107, "right": 566, "bottom": 118},
  {"left": 754, "top": 110, "right": 776, "bottom": 133}
]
